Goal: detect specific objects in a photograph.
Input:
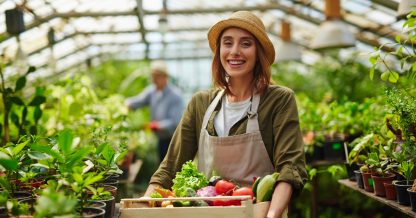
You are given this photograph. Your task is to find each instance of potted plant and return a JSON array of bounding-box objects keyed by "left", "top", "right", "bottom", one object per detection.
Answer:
[
  {"left": 359, "top": 164, "right": 374, "bottom": 193},
  {"left": 367, "top": 152, "right": 395, "bottom": 197},
  {"left": 407, "top": 179, "right": 416, "bottom": 212},
  {"left": 33, "top": 181, "right": 79, "bottom": 218},
  {"left": 348, "top": 133, "right": 378, "bottom": 189},
  {"left": 393, "top": 160, "right": 414, "bottom": 206}
]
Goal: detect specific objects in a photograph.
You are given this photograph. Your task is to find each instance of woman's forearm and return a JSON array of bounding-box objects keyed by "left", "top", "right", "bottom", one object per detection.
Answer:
[{"left": 266, "top": 181, "right": 292, "bottom": 218}]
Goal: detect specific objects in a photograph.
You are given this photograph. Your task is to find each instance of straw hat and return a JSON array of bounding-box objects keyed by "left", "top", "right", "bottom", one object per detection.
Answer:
[
  {"left": 207, "top": 11, "right": 275, "bottom": 64},
  {"left": 150, "top": 60, "right": 168, "bottom": 76}
]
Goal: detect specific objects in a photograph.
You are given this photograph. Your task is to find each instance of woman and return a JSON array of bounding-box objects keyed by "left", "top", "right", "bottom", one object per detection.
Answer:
[{"left": 144, "top": 11, "right": 307, "bottom": 218}]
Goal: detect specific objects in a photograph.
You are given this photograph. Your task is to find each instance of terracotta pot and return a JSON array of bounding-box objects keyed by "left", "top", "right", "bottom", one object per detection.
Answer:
[
  {"left": 371, "top": 174, "right": 396, "bottom": 197},
  {"left": 383, "top": 182, "right": 396, "bottom": 200},
  {"left": 361, "top": 171, "right": 374, "bottom": 192}
]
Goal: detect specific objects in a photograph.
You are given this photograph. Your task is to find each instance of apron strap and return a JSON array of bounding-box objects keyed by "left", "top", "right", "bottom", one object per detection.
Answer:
[
  {"left": 246, "top": 94, "right": 261, "bottom": 133},
  {"left": 201, "top": 89, "right": 225, "bottom": 130}
]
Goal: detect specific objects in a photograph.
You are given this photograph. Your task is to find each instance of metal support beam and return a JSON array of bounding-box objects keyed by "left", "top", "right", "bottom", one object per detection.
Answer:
[
  {"left": 0, "top": 3, "right": 404, "bottom": 56},
  {"left": 134, "top": 0, "right": 149, "bottom": 59},
  {"left": 370, "top": 0, "right": 398, "bottom": 10}
]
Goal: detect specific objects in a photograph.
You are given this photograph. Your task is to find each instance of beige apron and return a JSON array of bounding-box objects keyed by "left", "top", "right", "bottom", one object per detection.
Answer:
[
  {"left": 197, "top": 90, "right": 275, "bottom": 187},
  {"left": 197, "top": 90, "right": 289, "bottom": 217}
]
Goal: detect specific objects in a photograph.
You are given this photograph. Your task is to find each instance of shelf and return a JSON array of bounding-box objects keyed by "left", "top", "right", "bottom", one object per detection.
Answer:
[{"left": 338, "top": 179, "right": 416, "bottom": 217}]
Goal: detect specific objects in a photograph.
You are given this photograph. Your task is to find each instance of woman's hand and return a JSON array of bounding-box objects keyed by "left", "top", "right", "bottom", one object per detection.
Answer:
[
  {"left": 266, "top": 181, "right": 292, "bottom": 218},
  {"left": 143, "top": 183, "right": 162, "bottom": 197}
]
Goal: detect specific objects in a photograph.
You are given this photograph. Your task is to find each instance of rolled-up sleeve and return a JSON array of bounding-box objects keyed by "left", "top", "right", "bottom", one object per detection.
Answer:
[{"left": 272, "top": 89, "right": 308, "bottom": 195}]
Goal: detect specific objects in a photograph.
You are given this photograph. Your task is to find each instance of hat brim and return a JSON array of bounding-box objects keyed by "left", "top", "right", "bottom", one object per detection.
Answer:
[{"left": 207, "top": 18, "right": 275, "bottom": 64}]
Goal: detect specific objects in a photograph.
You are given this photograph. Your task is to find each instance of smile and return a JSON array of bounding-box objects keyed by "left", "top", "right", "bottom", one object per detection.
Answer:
[{"left": 228, "top": 60, "right": 245, "bottom": 65}]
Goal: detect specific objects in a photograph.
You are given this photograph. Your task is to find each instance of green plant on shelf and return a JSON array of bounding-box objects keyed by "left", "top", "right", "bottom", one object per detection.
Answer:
[
  {"left": 385, "top": 87, "right": 416, "bottom": 140},
  {"left": 33, "top": 180, "right": 78, "bottom": 218},
  {"left": 366, "top": 152, "right": 394, "bottom": 177},
  {"left": 348, "top": 133, "right": 379, "bottom": 165},
  {"left": 88, "top": 127, "right": 128, "bottom": 180},
  {"left": 62, "top": 166, "right": 104, "bottom": 216},
  {"left": 398, "top": 160, "right": 414, "bottom": 185}
]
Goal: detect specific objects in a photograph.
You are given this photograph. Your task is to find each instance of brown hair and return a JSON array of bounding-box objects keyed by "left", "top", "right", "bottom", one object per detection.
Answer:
[{"left": 211, "top": 28, "right": 273, "bottom": 96}]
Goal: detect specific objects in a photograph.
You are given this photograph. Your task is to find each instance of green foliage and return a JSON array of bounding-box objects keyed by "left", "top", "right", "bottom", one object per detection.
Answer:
[
  {"left": 90, "top": 127, "right": 128, "bottom": 176},
  {"left": 369, "top": 8, "right": 416, "bottom": 84},
  {"left": 34, "top": 182, "right": 78, "bottom": 218},
  {"left": 172, "top": 161, "right": 208, "bottom": 197},
  {"left": 398, "top": 160, "right": 414, "bottom": 184},
  {"left": 298, "top": 96, "right": 386, "bottom": 143},
  {"left": 385, "top": 87, "right": 416, "bottom": 140},
  {"left": 85, "top": 60, "right": 150, "bottom": 98},
  {"left": 272, "top": 55, "right": 384, "bottom": 103},
  {"left": 348, "top": 133, "right": 377, "bottom": 164},
  {"left": 0, "top": 65, "right": 45, "bottom": 145}
]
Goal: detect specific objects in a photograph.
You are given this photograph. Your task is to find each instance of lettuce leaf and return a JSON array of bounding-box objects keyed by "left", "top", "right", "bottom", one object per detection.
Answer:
[{"left": 172, "top": 160, "right": 208, "bottom": 197}]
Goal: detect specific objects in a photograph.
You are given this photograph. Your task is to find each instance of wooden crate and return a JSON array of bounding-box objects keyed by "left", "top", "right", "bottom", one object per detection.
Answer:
[{"left": 119, "top": 196, "right": 270, "bottom": 218}]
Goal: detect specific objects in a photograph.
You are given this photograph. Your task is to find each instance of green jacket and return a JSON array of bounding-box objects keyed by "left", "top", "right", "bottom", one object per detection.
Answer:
[{"left": 150, "top": 85, "right": 307, "bottom": 194}]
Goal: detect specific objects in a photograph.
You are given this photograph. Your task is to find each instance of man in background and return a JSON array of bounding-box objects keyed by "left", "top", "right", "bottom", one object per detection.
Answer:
[{"left": 125, "top": 60, "right": 184, "bottom": 163}]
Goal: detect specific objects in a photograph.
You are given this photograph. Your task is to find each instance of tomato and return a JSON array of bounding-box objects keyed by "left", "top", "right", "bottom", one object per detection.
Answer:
[
  {"left": 212, "top": 199, "right": 241, "bottom": 206},
  {"left": 232, "top": 187, "right": 254, "bottom": 198},
  {"left": 215, "top": 179, "right": 236, "bottom": 195}
]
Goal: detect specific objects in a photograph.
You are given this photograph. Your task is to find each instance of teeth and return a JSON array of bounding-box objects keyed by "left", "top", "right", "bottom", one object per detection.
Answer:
[{"left": 229, "top": 60, "right": 244, "bottom": 65}]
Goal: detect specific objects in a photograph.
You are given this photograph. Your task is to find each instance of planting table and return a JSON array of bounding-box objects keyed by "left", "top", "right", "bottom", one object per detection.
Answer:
[{"left": 338, "top": 179, "right": 416, "bottom": 217}]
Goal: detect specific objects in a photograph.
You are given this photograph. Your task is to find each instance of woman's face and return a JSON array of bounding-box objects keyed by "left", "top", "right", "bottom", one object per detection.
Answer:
[{"left": 220, "top": 27, "right": 257, "bottom": 80}]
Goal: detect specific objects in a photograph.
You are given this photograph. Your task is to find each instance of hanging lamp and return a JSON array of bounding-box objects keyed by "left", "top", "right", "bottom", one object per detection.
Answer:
[
  {"left": 5, "top": 7, "right": 25, "bottom": 35},
  {"left": 276, "top": 20, "right": 302, "bottom": 62},
  {"left": 310, "top": 0, "right": 355, "bottom": 50},
  {"left": 397, "top": 0, "right": 416, "bottom": 19}
]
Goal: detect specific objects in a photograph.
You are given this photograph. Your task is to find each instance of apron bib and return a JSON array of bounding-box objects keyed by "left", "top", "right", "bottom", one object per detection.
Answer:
[{"left": 197, "top": 90, "right": 274, "bottom": 187}]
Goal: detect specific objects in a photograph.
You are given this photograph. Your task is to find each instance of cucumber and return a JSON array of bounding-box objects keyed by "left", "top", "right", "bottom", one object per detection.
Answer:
[
  {"left": 252, "top": 176, "right": 262, "bottom": 198},
  {"left": 256, "top": 172, "right": 279, "bottom": 203}
]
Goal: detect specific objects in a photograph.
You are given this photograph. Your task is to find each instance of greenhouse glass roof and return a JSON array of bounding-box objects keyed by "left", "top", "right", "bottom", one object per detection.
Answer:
[{"left": 0, "top": 0, "right": 410, "bottom": 85}]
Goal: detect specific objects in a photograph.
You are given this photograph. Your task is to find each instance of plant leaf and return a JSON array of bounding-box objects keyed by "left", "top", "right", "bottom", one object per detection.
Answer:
[
  {"left": 369, "top": 67, "right": 375, "bottom": 80},
  {"left": 14, "top": 76, "right": 26, "bottom": 92},
  {"left": 27, "top": 151, "right": 51, "bottom": 160},
  {"left": 388, "top": 71, "right": 399, "bottom": 83},
  {"left": 380, "top": 71, "right": 390, "bottom": 81},
  {"left": 28, "top": 95, "right": 46, "bottom": 106},
  {"left": 58, "top": 130, "right": 73, "bottom": 156},
  {"left": 12, "top": 138, "right": 30, "bottom": 156},
  {"left": 33, "top": 106, "right": 42, "bottom": 123},
  {"left": 26, "top": 66, "right": 36, "bottom": 75},
  {"left": 9, "top": 96, "right": 25, "bottom": 106}
]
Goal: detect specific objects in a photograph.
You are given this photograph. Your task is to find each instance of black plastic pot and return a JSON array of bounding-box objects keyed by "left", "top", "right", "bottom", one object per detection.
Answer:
[
  {"left": 0, "top": 206, "right": 7, "bottom": 218},
  {"left": 393, "top": 180, "right": 413, "bottom": 206},
  {"left": 94, "top": 195, "right": 115, "bottom": 218},
  {"left": 86, "top": 201, "right": 106, "bottom": 211},
  {"left": 345, "top": 163, "right": 359, "bottom": 181},
  {"left": 323, "top": 140, "right": 345, "bottom": 161},
  {"left": 408, "top": 188, "right": 416, "bottom": 212},
  {"left": 81, "top": 207, "right": 105, "bottom": 218},
  {"left": 354, "top": 170, "right": 364, "bottom": 189}
]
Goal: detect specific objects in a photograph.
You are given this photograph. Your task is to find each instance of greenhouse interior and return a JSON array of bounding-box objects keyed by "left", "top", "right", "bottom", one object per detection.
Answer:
[{"left": 1, "top": 0, "right": 416, "bottom": 217}]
